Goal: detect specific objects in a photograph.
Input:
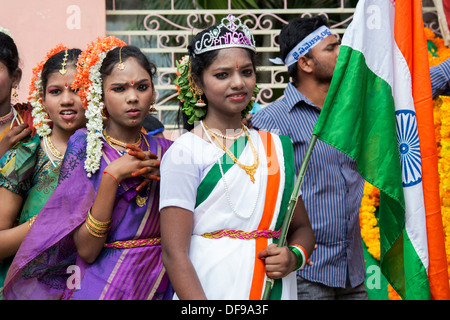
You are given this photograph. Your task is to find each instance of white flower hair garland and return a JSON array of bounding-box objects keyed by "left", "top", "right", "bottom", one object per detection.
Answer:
[
  {"left": 73, "top": 36, "right": 126, "bottom": 177},
  {"left": 29, "top": 44, "right": 69, "bottom": 138}
]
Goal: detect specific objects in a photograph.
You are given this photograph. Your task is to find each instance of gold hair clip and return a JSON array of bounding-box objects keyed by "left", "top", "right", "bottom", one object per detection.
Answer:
[
  {"left": 117, "top": 46, "right": 125, "bottom": 70},
  {"left": 59, "top": 50, "right": 68, "bottom": 75}
]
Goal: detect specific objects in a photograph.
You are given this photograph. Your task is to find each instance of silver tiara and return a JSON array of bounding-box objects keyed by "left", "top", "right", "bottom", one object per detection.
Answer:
[{"left": 194, "top": 14, "right": 256, "bottom": 55}]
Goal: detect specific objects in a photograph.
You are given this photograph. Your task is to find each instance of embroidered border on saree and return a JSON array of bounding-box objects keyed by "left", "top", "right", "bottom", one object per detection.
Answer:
[
  {"left": 201, "top": 229, "right": 280, "bottom": 240},
  {"left": 104, "top": 238, "right": 161, "bottom": 249}
]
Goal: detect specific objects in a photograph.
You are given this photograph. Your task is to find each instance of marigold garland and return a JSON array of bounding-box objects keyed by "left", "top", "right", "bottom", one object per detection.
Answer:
[{"left": 359, "top": 27, "right": 450, "bottom": 300}]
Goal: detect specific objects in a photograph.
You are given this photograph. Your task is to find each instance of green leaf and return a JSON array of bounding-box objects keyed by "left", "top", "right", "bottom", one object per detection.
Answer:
[
  {"left": 194, "top": 108, "right": 206, "bottom": 117},
  {"left": 188, "top": 114, "right": 196, "bottom": 124}
]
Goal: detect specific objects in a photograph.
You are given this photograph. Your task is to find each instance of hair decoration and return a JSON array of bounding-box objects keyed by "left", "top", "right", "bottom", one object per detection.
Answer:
[
  {"left": 174, "top": 55, "right": 259, "bottom": 125},
  {"left": 29, "top": 44, "right": 69, "bottom": 137},
  {"left": 194, "top": 14, "right": 256, "bottom": 55},
  {"left": 72, "top": 36, "right": 126, "bottom": 177},
  {"left": 0, "top": 26, "right": 13, "bottom": 39},
  {"left": 117, "top": 46, "right": 125, "bottom": 70},
  {"left": 59, "top": 50, "right": 69, "bottom": 75}
]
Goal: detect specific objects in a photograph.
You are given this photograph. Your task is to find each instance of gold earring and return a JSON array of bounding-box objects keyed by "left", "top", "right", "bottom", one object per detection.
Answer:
[
  {"left": 194, "top": 90, "right": 206, "bottom": 107},
  {"left": 12, "top": 84, "right": 19, "bottom": 104},
  {"left": 188, "top": 63, "right": 206, "bottom": 108},
  {"left": 149, "top": 100, "right": 157, "bottom": 114}
]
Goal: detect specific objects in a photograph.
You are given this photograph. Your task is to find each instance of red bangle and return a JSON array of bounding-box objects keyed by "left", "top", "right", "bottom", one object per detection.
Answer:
[{"left": 103, "top": 170, "right": 119, "bottom": 185}]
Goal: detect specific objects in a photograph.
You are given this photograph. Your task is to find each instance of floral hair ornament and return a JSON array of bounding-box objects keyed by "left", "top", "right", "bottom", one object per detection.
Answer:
[
  {"left": 0, "top": 26, "right": 14, "bottom": 39},
  {"left": 72, "top": 36, "right": 126, "bottom": 177},
  {"left": 29, "top": 44, "right": 69, "bottom": 137}
]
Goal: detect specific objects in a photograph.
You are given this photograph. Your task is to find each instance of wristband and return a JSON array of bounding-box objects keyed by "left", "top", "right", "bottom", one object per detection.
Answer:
[
  {"left": 103, "top": 170, "right": 119, "bottom": 185},
  {"left": 288, "top": 244, "right": 308, "bottom": 271}
]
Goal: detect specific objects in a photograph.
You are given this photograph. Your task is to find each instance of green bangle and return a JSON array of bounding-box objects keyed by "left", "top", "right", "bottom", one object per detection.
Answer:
[{"left": 288, "top": 245, "right": 306, "bottom": 271}]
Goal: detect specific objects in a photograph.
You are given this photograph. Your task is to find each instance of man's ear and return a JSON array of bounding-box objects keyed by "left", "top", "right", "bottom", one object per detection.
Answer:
[{"left": 297, "top": 56, "right": 313, "bottom": 74}]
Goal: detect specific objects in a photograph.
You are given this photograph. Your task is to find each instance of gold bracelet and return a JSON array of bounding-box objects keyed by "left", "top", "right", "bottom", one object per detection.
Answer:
[
  {"left": 87, "top": 208, "right": 112, "bottom": 227},
  {"left": 85, "top": 208, "right": 111, "bottom": 237},
  {"left": 85, "top": 221, "right": 109, "bottom": 238},
  {"left": 28, "top": 216, "right": 37, "bottom": 230}
]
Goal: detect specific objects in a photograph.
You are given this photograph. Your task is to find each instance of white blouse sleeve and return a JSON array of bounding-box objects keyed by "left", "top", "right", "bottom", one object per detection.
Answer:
[{"left": 159, "top": 137, "right": 202, "bottom": 212}]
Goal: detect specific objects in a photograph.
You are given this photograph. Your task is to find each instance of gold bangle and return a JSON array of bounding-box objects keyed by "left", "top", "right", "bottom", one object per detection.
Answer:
[
  {"left": 85, "top": 208, "right": 111, "bottom": 237},
  {"left": 28, "top": 216, "right": 37, "bottom": 230},
  {"left": 85, "top": 221, "right": 109, "bottom": 238},
  {"left": 87, "top": 208, "right": 112, "bottom": 227}
]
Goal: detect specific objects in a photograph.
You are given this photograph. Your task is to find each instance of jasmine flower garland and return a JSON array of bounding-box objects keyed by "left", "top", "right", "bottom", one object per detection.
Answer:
[
  {"left": 29, "top": 44, "right": 69, "bottom": 138},
  {"left": 72, "top": 36, "right": 127, "bottom": 177},
  {"left": 83, "top": 51, "right": 107, "bottom": 177}
]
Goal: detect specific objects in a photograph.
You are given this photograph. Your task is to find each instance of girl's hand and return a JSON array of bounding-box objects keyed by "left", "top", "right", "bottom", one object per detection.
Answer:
[
  {"left": 127, "top": 144, "right": 160, "bottom": 191},
  {"left": 0, "top": 124, "right": 32, "bottom": 158},
  {"left": 258, "top": 243, "right": 298, "bottom": 279}
]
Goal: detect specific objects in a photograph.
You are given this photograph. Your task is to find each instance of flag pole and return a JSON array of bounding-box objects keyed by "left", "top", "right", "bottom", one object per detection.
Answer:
[{"left": 262, "top": 134, "right": 318, "bottom": 300}]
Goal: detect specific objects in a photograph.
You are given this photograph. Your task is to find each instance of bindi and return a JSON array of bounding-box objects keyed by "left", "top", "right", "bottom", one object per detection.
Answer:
[{"left": 236, "top": 60, "right": 239, "bottom": 69}]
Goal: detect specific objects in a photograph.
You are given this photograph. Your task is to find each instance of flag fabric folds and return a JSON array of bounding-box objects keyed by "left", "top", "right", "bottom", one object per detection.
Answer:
[{"left": 313, "top": 0, "right": 450, "bottom": 299}]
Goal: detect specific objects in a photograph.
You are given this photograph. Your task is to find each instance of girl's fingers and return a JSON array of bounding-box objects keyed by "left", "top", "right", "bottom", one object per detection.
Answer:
[
  {"left": 126, "top": 144, "right": 141, "bottom": 152},
  {"left": 135, "top": 174, "right": 160, "bottom": 192},
  {"left": 147, "top": 174, "right": 160, "bottom": 181},
  {"left": 128, "top": 150, "right": 146, "bottom": 160},
  {"left": 147, "top": 152, "right": 158, "bottom": 160},
  {"left": 127, "top": 145, "right": 158, "bottom": 161},
  {"left": 132, "top": 167, "right": 148, "bottom": 177},
  {"left": 131, "top": 165, "right": 161, "bottom": 178},
  {"left": 136, "top": 180, "right": 149, "bottom": 192}
]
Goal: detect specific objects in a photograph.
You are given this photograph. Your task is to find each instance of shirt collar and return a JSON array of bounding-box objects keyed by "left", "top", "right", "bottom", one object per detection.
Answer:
[{"left": 284, "top": 82, "right": 320, "bottom": 112}]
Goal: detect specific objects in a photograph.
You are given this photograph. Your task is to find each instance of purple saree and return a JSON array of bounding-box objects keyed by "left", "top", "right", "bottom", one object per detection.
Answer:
[{"left": 2, "top": 128, "right": 173, "bottom": 300}]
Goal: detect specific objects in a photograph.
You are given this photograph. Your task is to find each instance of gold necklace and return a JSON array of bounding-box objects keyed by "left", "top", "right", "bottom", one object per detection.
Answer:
[
  {"left": 203, "top": 122, "right": 245, "bottom": 140},
  {"left": 102, "top": 129, "right": 142, "bottom": 149},
  {"left": 204, "top": 121, "right": 259, "bottom": 183},
  {"left": 44, "top": 135, "right": 64, "bottom": 160}
]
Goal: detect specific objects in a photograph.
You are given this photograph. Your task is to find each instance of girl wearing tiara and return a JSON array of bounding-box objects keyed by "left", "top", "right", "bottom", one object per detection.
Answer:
[
  {"left": 0, "top": 45, "right": 86, "bottom": 297},
  {"left": 0, "top": 28, "right": 35, "bottom": 158},
  {"left": 3, "top": 37, "right": 172, "bottom": 300},
  {"left": 160, "top": 15, "right": 315, "bottom": 300}
]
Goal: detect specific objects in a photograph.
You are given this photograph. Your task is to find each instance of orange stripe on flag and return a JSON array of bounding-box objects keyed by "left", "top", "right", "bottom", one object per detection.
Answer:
[
  {"left": 249, "top": 131, "right": 280, "bottom": 300},
  {"left": 394, "top": 0, "right": 450, "bottom": 299}
]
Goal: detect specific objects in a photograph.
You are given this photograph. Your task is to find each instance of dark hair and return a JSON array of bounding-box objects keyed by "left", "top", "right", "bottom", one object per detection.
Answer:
[
  {"left": 179, "top": 24, "right": 257, "bottom": 130},
  {"left": 0, "top": 32, "right": 20, "bottom": 76},
  {"left": 41, "top": 48, "right": 82, "bottom": 97},
  {"left": 100, "top": 45, "right": 157, "bottom": 81},
  {"left": 278, "top": 15, "right": 329, "bottom": 84}
]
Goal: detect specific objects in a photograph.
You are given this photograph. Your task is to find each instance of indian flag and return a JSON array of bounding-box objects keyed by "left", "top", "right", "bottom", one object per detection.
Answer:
[{"left": 313, "top": 0, "right": 450, "bottom": 299}]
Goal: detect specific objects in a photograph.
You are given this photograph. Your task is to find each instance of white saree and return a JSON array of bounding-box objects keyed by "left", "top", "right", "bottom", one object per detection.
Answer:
[{"left": 160, "top": 128, "right": 297, "bottom": 300}]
